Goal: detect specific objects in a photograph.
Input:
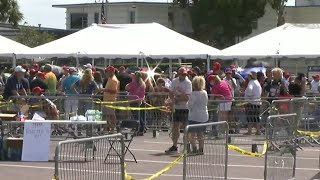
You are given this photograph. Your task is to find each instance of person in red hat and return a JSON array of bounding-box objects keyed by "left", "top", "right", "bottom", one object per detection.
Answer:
[
  {"left": 58, "top": 65, "right": 69, "bottom": 93},
  {"left": 117, "top": 66, "right": 131, "bottom": 93},
  {"left": 30, "top": 71, "right": 49, "bottom": 92},
  {"left": 30, "top": 86, "right": 59, "bottom": 120},
  {"left": 310, "top": 74, "right": 320, "bottom": 94},
  {"left": 33, "top": 63, "right": 40, "bottom": 71},
  {"left": 212, "top": 62, "right": 224, "bottom": 79},
  {"left": 102, "top": 66, "right": 119, "bottom": 133},
  {"left": 187, "top": 69, "right": 195, "bottom": 81},
  {"left": 28, "top": 69, "right": 38, "bottom": 83},
  {"left": 165, "top": 66, "right": 192, "bottom": 154}
]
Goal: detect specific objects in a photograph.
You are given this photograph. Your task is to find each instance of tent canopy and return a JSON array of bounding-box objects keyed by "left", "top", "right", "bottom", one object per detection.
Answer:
[
  {"left": 0, "top": 35, "right": 31, "bottom": 56},
  {"left": 220, "top": 23, "right": 320, "bottom": 60},
  {"left": 18, "top": 23, "right": 221, "bottom": 59}
]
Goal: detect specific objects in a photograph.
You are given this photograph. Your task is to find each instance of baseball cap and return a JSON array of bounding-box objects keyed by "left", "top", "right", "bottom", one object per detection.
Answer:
[
  {"left": 312, "top": 74, "right": 320, "bottom": 79},
  {"left": 207, "top": 75, "right": 216, "bottom": 82},
  {"left": 105, "top": 66, "right": 115, "bottom": 72},
  {"left": 37, "top": 71, "right": 46, "bottom": 78},
  {"left": 212, "top": 62, "right": 221, "bottom": 70},
  {"left": 187, "top": 69, "right": 194, "bottom": 75},
  {"left": 32, "top": 86, "right": 44, "bottom": 93},
  {"left": 225, "top": 68, "right": 232, "bottom": 74},
  {"left": 283, "top": 72, "right": 290, "bottom": 78},
  {"left": 62, "top": 65, "right": 68, "bottom": 70},
  {"left": 178, "top": 67, "right": 188, "bottom": 75},
  {"left": 83, "top": 63, "right": 93, "bottom": 69},
  {"left": 69, "top": 67, "right": 77, "bottom": 72},
  {"left": 15, "top": 66, "right": 26, "bottom": 73},
  {"left": 119, "top": 66, "right": 126, "bottom": 71},
  {"left": 30, "top": 69, "right": 37, "bottom": 74}
]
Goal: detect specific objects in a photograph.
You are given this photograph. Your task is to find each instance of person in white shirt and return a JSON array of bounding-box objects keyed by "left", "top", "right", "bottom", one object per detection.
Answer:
[
  {"left": 187, "top": 76, "right": 208, "bottom": 154},
  {"left": 165, "top": 67, "right": 192, "bottom": 154},
  {"left": 310, "top": 74, "right": 320, "bottom": 94},
  {"left": 244, "top": 71, "right": 262, "bottom": 135}
]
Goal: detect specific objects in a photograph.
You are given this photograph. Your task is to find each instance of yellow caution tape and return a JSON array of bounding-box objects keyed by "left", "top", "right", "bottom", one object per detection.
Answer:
[
  {"left": 235, "top": 102, "right": 249, "bottom": 107},
  {"left": 103, "top": 104, "right": 166, "bottom": 111},
  {"left": 228, "top": 141, "right": 267, "bottom": 158},
  {"left": 125, "top": 151, "right": 186, "bottom": 180},
  {"left": 95, "top": 99, "right": 143, "bottom": 105},
  {"left": 297, "top": 130, "right": 320, "bottom": 137}
]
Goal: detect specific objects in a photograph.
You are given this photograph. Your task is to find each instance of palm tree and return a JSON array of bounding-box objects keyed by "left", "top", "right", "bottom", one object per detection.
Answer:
[{"left": 0, "top": 0, "right": 23, "bottom": 26}]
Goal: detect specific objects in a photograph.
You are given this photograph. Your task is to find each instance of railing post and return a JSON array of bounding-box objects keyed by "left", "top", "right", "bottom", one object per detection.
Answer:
[{"left": 121, "top": 135, "right": 125, "bottom": 180}]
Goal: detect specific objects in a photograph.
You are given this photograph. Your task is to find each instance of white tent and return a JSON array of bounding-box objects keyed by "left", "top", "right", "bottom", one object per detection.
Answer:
[
  {"left": 18, "top": 23, "right": 221, "bottom": 59},
  {"left": 0, "top": 35, "right": 31, "bottom": 56},
  {"left": 220, "top": 23, "right": 320, "bottom": 59},
  {"left": 0, "top": 35, "right": 31, "bottom": 67}
]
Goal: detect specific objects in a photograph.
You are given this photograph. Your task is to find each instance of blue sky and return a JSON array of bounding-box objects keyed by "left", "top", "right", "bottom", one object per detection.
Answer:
[{"left": 18, "top": 0, "right": 295, "bottom": 29}]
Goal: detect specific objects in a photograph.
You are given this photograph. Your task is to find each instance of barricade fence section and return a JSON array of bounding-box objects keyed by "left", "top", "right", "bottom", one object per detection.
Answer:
[
  {"left": 264, "top": 114, "right": 297, "bottom": 180},
  {"left": 145, "top": 92, "right": 172, "bottom": 133},
  {"left": 208, "top": 99, "right": 270, "bottom": 155},
  {"left": 54, "top": 134, "right": 125, "bottom": 180},
  {"left": 183, "top": 121, "right": 229, "bottom": 180}
]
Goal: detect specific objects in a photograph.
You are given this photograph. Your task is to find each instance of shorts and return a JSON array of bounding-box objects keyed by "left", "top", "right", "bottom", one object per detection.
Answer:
[
  {"left": 218, "top": 102, "right": 232, "bottom": 112},
  {"left": 245, "top": 104, "right": 261, "bottom": 123},
  {"left": 173, "top": 109, "right": 188, "bottom": 123},
  {"left": 104, "top": 106, "right": 115, "bottom": 116},
  {"left": 188, "top": 120, "right": 207, "bottom": 133}
]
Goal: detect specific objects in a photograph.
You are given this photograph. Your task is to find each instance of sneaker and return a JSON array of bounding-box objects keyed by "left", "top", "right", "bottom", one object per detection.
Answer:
[{"left": 165, "top": 146, "right": 178, "bottom": 154}]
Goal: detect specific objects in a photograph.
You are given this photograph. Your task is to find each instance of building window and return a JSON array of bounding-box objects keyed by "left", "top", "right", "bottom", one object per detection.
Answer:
[
  {"left": 70, "top": 13, "right": 88, "bottom": 29},
  {"left": 129, "top": 11, "right": 135, "bottom": 24},
  {"left": 94, "top": 13, "right": 99, "bottom": 24}
]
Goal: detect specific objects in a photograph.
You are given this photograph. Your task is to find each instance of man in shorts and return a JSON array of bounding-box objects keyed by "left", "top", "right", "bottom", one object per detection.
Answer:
[
  {"left": 165, "top": 67, "right": 192, "bottom": 154},
  {"left": 103, "top": 66, "right": 119, "bottom": 133}
]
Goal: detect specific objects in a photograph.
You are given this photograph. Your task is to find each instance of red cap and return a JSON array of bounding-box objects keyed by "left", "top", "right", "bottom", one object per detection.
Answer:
[
  {"left": 62, "top": 65, "right": 68, "bottom": 70},
  {"left": 207, "top": 75, "right": 216, "bottom": 82},
  {"left": 213, "top": 62, "right": 221, "bottom": 70},
  {"left": 30, "top": 69, "right": 37, "bottom": 74},
  {"left": 37, "top": 71, "right": 46, "bottom": 78},
  {"left": 32, "top": 86, "right": 44, "bottom": 93},
  {"left": 178, "top": 67, "right": 188, "bottom": 75},
  {"left": 92, "top": 67, "right": 97, "bottom": 72},
  {"left": 119, "top": 66, "right": 125, "bottom": 71},
  {"left": 105, "top": 66, "right": 115, "bottom": 72},
  {"left": 33, "top": 63, "right": 39, "bottom": 69},
  {"left": 312, "top": 74, "right": 320, "bottom": 79},
  {"left": 283, "top": 72, "right": 290, "bottom": 78},
  {"left": 187, "top": 69, "right": 193, "bottom": 75}
]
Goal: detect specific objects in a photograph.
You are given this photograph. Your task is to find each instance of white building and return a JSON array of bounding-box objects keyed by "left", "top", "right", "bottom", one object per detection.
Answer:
[{"left": 52, "top": 1, "right": 193, "bottom": 34}]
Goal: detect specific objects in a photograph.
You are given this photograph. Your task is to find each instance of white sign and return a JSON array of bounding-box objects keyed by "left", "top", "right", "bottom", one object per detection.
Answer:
[{"left": 22, "top": 121, "right": 51, "bottom": 161}]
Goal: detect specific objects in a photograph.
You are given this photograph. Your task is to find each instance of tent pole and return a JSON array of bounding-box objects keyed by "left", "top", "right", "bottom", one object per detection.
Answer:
[
  {"left": 76, "top": 57, "right": 79, "bottom": 67},
  {"left": 136, "top": 57, "right": 139, "bottom": 67},
  {"left": 12, "top": 54, "right": 16, "bottom": 68},
  {"left": 104, "top": 58, "right": 107, "bottom": 67},
  {"left": 108, "top": 59, "right": 111, "bottom": 66},
  {"left": 91, "top": 58, "right": 95, "bottom": 66},
  {"left": 206, "top": 55, "right": 210, "bottom": 73},
  {"left": 169, "top": 58, "right": 172, "bottom": 80}
]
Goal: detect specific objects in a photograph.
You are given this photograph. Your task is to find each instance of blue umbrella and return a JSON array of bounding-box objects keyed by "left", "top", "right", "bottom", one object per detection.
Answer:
[{"left": 240, "top": 67, "right": 266, "bottom": 78}]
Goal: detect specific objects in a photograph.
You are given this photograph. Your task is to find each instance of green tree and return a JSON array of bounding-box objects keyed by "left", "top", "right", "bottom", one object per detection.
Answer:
[
  {"left": 268, "top": 0, "right": 287, "bottom": 26},
  {"left": 0, "top": 0, "right": 23, "bottom": 26},
  {"left": 173, "top": 0, "right": 266, "bottom": 49},
  {"left": 16, "top": 26, "right": 56, "bottom": 47}
]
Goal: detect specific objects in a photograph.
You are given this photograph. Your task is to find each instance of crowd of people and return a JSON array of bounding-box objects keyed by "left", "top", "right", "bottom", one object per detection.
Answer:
[{"left": 0, "top": 61, "right": 317, "bottom": 154}]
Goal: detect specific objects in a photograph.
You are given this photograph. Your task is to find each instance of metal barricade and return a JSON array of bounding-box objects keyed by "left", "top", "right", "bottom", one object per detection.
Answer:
[
  {"left": 210, "top": 99, "right": 270, "bottom": 153},
  {"left": 264, "top": 113, "right": 297, "bottom": 180},
  {"left": 54, "top": 133, "right": 125, "bottom": 180},
  {"left": 145, "top": 92, "right": 172, "bottom": 133},
  {"left": 183, "top": 121, "right": 229, "bottom": 180}
]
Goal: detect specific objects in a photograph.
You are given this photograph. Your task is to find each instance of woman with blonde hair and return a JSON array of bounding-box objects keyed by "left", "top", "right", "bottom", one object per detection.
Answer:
[
  {"left": 265, "top": 67, "right": 287, "bottom": 103},
  {"left": 72, "top": 69, "right": 98, "bottom": 115},
  {"left": 187, "top": 76, "right": 208, "bottom": 154},
  {"left": 126, "top": 71, "right": 146, "bottom": 135}
]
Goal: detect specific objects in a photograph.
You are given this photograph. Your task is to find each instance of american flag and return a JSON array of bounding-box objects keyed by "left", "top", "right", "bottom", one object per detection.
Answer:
[{"left": 101, "top": 0, "right": 107, "bottom": 24}]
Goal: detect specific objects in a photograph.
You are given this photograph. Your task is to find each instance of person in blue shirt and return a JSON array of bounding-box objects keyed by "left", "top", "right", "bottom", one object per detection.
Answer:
[{"left": 62, "top": 67, "right": 80, "bottom": 120}]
